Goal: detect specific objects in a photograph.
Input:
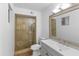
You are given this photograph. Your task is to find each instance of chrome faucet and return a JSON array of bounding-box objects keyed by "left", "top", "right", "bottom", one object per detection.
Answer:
[{"left": 59, "top": 39, "right": 66, "bottom": 45}]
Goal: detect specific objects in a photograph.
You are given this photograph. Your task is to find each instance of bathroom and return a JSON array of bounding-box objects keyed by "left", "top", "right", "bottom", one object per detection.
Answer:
[{"left": 1, "top": 2, "right": 79, "bottom": 56}]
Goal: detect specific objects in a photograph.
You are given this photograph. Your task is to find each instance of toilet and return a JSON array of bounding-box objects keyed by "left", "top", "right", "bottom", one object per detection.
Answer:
[{"left": 31, "top": 44, "right": 41, "bottom": 56}]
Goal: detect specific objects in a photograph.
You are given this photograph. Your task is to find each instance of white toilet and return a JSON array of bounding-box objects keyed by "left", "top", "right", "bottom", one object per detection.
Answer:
[{"left": 31, "top": 44, "right": 41, "bottom": 56}]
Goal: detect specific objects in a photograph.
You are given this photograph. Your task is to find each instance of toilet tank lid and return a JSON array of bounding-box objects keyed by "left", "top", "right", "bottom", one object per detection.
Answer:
[{"left": 31, "top": 44, "right": 41, "bottom": 50}]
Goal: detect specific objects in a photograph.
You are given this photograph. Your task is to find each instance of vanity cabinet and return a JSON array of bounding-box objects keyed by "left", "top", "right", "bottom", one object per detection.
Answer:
[
  {"left": 40, "top": 39, "right": 79, "bottom": 56},
  {"left": 40, "top": 41, "right": 62, "bottom": 56}
]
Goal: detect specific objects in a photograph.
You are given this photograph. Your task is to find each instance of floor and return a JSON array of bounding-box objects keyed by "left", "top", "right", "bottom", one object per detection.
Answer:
[{"left": 15, "top": 48, "right": 33, "bottom": 56}]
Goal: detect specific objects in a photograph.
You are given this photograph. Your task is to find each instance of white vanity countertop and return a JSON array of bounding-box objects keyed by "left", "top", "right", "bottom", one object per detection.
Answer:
[{"left": 41, "top": 39, "right": 79, "bottom": 56}]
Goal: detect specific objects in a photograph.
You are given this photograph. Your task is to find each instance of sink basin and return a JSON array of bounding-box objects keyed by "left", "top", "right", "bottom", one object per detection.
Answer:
[{"left": 57, "top": 43, "right": 69, "bottom": 52}]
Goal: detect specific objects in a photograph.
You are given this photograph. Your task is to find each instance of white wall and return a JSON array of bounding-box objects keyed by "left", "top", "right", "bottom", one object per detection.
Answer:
[
  {"left": 0, "top": 3, "right": 7, "bottom": 56},
  {"left": 0, "top": 3, "right": 15, "bottom": 56},
  {"left": 41, "top": 4, "right": 57, "bottom": 38},
  {"left": 56, "top": 9, "right": 79, "bottom": 44},
  {"left": 14, "top": 7, "right": 42, "bottom": 43}
]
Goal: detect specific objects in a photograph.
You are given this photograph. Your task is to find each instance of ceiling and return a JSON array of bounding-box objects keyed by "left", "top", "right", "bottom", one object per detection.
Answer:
[
  {"left": 14, "top": 3, "right": 77, "bottom": 12},
  {"left": 14, "top": 3, "right": 53, "bottom": 11}
]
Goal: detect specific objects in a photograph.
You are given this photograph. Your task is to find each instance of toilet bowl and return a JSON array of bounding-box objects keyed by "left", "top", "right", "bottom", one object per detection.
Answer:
[{"left": 31, "top": 44, "right": 41, "bottom": 56}]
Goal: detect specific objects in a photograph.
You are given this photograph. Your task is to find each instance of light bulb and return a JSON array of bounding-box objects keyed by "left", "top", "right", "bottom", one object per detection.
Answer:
[
  {"left": 52, "top": 4, "right": 61, "bottom": 13},
  {"left": 52, "top": 9, "right": 60, "bottom": 13},
  {"left": 60, "top": 3, "right": 71, "bottom": 10}
]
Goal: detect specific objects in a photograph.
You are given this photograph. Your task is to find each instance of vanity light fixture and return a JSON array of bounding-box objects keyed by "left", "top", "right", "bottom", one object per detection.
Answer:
[{"left": 52, "top": 3, "right": 71, "bottom": 13}]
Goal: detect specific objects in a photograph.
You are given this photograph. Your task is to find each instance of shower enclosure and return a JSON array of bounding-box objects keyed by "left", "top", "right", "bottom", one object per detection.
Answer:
[{"left": 15, "top": 14, "right": 36, "bottom": 52}]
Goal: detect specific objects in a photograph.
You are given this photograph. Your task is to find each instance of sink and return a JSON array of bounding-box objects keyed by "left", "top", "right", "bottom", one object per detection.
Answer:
[{"left": 57, "top": 43, "right": 69, "bottom": 52}]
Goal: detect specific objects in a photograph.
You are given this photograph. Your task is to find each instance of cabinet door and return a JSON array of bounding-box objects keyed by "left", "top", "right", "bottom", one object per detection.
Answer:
[
  {"left": 40, "top": 46, "right": 47, "bottom": 56},
  {"left": 40, "top": 42, "right": 62, "bottom": 56}
]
